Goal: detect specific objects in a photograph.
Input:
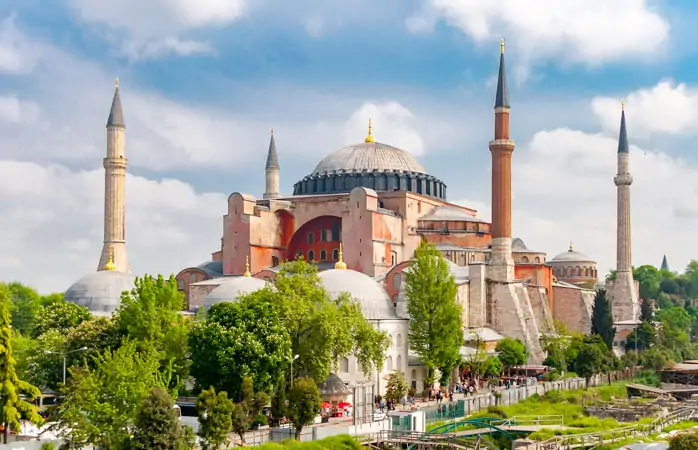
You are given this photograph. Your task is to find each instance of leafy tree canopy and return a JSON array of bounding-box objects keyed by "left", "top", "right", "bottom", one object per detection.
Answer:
[
  {"left": 286, "top": 377, "right": 322, "bottom": 440},
  {"left": 31, "top": 300, "right": 91, "bottom": 338},
  {"left": 590, "top": 288, "right": 616, "bottom": 351},
  {"left": 189, "top": 298, "right": 291, "bottom": 400},
  {"left": 495, "top": 337, "right": 527, "bottom": 374},
  {"left": 405, "top": 242, "right": 463, "bottom": 384},
  {"left": 5, "top": 282, "right": 41, "bottom": 336},
  {"left": 384, "top": 372, "right": 409, "bottom": 402},
  {"left": 196, "top": 387, "right": 233, "bottom": 450},
  {"left": 131, "top": 387, "right": 188, "bottom": 450}
]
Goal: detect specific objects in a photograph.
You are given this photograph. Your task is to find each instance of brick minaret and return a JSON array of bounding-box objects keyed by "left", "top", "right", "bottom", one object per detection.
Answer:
[
  {"left": 97, "top": 78, "right": 129, "bottom": 273},
  {"left": 489, "top": 38, "right": 516, "bottom": 282},
  {"left": 264, "top": 128, "right": 280, "bottom": 199},
  {"left": 609, "top": 102, "right": 638, "bottom": 321}
]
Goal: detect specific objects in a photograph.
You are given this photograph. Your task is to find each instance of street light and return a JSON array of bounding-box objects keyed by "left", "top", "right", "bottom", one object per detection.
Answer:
[
  {"left": 290, "top": 354, "right": 299, "bottom": 388},
  {"left": 45, "top": 347, "right": 89, "bottom": 385}
]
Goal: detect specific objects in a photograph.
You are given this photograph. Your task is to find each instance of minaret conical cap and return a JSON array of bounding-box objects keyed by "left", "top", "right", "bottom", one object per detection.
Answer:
[
  {"left": 494, "top": 38, "right": 510, "bottom": 109},
  {"left": 107, "top": 77, "right": 125, "bottom": 128},
  {"left": 266, "top": 128, "right": 279, "bottom": 170}
]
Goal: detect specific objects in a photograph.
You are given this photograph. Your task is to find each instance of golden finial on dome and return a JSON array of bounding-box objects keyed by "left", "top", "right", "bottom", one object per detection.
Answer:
[
  {"left": 115, "top": 77, "right": 119, "bottom": 88},
  {"left": 621, "top": 99, "right": 625, "bottom": 111},
  {"left": 569, "top": 241, "right": 573, "bottom": 252},
  {"left": 365, "top": 118, "right": 375, "bottom": 143},
  {"left": 244, "top": 256, "right": 251, "bottom": 277},
  {"left": 500, "top": 38, "right": 505, "bottom": 55},
  {"left": 335, "top": 243, "right": 347, "bottom": 270},
  {"left": 105, "top": 251, "right": 116, "bottom": 271}
]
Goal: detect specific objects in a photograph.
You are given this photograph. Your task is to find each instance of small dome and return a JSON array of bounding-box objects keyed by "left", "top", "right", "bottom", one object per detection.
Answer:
[
  {"left": 311, "top": 142, "right": 426, "bottom": 175},
  {"left": 318, "top": 373, "right": 349, "bottom": 397},
  {"left": 65, "top": 270, "right": 136, "bottom": 315},
  {"left": 203, "top": 276, "right": 267, "bottom": 308},
  {"left": 318, "top": 269, "right": 398, "bottom": 320},
  {"left": 550, "top": 248, "right": 595, "bottom": 263}
]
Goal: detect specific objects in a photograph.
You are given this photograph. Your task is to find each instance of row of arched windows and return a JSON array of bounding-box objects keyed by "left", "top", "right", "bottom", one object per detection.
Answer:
[
  {"left": 553, "top": 265, "right": 598, "bottom": 279},
  {"left": 387, "top": 333, "right": 403, "bottom": 348},
  {"left": 296, "top": 248, "right": 340, "bottom": 262}
]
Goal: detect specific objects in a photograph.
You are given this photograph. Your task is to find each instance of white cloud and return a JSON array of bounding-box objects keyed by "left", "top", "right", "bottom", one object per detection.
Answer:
[
  {"left": 0, "top": 161, "right": 226, "bottom": 293},
  {"left": 0, "top": 95, "right": 40, "bottom": 124},
  {"left": 68, "top": 0, "right": 245, "bottom": 58},
  {"left": 410, "top": 0, "right": 669, "bottom": 73},
  {"left": 0, "top": 15, "right": 42, "bottom": 74},
  {"left": 344, "top": 102, "right": 426, "bottom": 156},
  {"left": 592, "top": 80, "right": 698, "bottom": 134},
  {"left": 508, "top": 127, "right": 698, "bottom": 275}
]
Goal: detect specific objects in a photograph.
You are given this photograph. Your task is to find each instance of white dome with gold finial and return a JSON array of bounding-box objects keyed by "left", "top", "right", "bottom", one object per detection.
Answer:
[{"left": 64, "top": 255, "right": 136, "bottom": 315}]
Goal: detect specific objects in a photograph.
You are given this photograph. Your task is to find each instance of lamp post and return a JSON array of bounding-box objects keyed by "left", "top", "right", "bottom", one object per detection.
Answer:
[
  {"left": 290, "top": 354, "right": 299, "bottom": 388},
  {"left": 45, "top": 347, "right": 89, "bottom": 385}
]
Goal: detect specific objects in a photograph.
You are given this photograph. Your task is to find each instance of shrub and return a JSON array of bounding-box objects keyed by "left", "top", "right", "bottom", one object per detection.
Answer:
[{"left": 669, "top": 432, "right": 698, "bottom": 450}]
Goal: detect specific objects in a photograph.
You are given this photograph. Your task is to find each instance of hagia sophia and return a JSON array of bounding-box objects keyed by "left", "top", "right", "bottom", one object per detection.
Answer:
[{"left": 63, "top": 40, "right": 641, "bottom": 394}]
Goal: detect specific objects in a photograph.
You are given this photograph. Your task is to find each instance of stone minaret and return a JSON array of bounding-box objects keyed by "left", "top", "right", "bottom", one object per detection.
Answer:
[
  {"left": 97, "top": 78, "right": 129, "bottom": 273},
  {"left": 263, "top": 128, "right": 280, "bottom": 199},
  {"left": 609, "top": 103, "right": 638, "bottom": 321},
  {"left": 489, "top": 38, "right": 516, "bottom": 282}
]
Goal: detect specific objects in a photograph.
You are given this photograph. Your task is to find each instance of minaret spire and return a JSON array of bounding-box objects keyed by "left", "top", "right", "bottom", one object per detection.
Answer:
[
  {"left": 489, "top": 38, "right": 516, "bottom": 282},
  {"left": 661, "top": 254, "right": 669, "bottom": 271},
  {"left": 607, "top": 102, "right": 638, "bottom": 322},
  {"left": 98, "top": 79, "right": 129, "bottom": 273},
  {"left": 263, "top": 128, "right": 280, "bottom": 199}
]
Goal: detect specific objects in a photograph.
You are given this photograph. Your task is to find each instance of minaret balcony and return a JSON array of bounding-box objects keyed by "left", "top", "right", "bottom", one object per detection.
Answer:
[{"left": 614, "top": 174, "right": 633, "bottom": 186}]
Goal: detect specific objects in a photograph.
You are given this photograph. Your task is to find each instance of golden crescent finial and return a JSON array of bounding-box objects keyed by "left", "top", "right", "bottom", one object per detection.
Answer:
[
  {"left": 569, "top": 241, "right": 573, "bottom": 252},
  {"left": 244, "top": 256, "right": 251, "bottom": 277},
  {"left": 365, "top": 118, "right": 375, "bottom": 143},
  {"left": 621, "top": 99, "right": 625, "bottom": 111},
  {"left": 105, "top": 250, "right": 116, "bottom": 271},
  {"left": 270, "top": 127, "right": 274, "bottom": 136},
  {"left": 335, "top": 243, "right": 347, "bottom": 269},
  {"left": 500, "top": 38, "right": 505, "bottom": 54},
  {"left": 115, "top": 77, "right": 119, "bottom": 88}
]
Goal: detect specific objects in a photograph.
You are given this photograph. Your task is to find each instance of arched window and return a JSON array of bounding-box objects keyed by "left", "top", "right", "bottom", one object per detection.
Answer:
[
  {"left": 396, "top": 333, "right": 402, "bottom": 348},
  {"left": 521, "top": 256, "right": 529, "bottom": 263},
  {"left": 320, "top": 249, "right": 327, "bottom": 260},
  {"left": 333, "top": 248, "right": 339, "bottom": 259},
  {"left": 387, "top": 356, "right": 393, "bottom": 372},
  {"left": 340, "top": 357, "right": 349, "bottom": 373},
  {"left": 190, "top": 273, "right": 197, "bottom": 283},
  {"left": 308, "top": 250, "right": 315, "bottom": 261},
  {"left": 411, "top": 369, "right": 417, "bottom": 381},
  {"left": 272, "top": 256, "right": 280, "bottom": 266},
  {"left": 397, "top": 355, "right": 402, "bottom": 372},
  {"left": 307, "top": 233, "right": 315, "bottom": 244},
  {"left": 296, "top": 251, "right": 303, "bottom": 260},
  {"left": 393, "top": 273, "right": 402, "bottom": 290},
  {"left": 575, "top": 266, "right": 581, "bottom": 276},
  {"left": 535, "top": 257, "right": 540, "bottom": 263},
  {"left": 388, "top": 334, "right": 393, "bottom": 348}
]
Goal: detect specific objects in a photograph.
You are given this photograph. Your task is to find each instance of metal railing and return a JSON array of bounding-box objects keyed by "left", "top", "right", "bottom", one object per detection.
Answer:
[
  {"left": 500, "top": 415, "right": 564, "bottom": 428},
  {"left": 360, "top": 429, "right": 499, "bottom": 450}
]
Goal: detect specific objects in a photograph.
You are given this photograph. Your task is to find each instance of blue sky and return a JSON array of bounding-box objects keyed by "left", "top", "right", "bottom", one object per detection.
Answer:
[{"left": 1, "top": 0, "right": 698, "bottom": 292}]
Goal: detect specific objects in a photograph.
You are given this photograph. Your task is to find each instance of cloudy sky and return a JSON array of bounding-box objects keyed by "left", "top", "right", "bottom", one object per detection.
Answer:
[{"left": 2, "top": 0, "right": 698, "bottom": 293}]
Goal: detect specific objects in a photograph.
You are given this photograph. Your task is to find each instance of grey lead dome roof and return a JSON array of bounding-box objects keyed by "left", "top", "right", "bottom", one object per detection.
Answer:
[
  {"left": 550, "top": 248, "right": 596, "bottom": 264},
  {"left": 311, "top": 142, "right": 427, "bottom": 175},
  {"left": 203, "top": 276, "right": 267, "bottom": 309},
  {"left": 64, "top": 270, "right": 136, "bottom": 315},
  {"left": 319, "top": 269, "right": 399, "bottom": 320}
]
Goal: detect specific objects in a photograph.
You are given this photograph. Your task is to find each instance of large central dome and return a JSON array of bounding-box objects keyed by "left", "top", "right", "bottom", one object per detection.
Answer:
[
  {"left": 312, "top": 142, "right": 427, "bottom": 175},
  {"left": 293, "top": 122, "right": 447, "bottom": 200}
]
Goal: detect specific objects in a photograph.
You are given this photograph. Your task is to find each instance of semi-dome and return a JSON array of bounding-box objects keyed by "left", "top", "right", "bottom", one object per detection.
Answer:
[
  {"left": 203, "top": 276, "right": 267, "bottom": 309},
  {"left": 318, "top": 269, "right": 398, "bottom": 320},
  {"left": 311, "top": 142, "right": 427, "bottom": 175},
  {"left": 550, "top": 244, "right": 595, "bottom": 263},
  {"left": 293, "top": 122, "right": 447, "bottom": 200},
  {"left": 64, "top": 270, "right": 136, "bottom": 315}
]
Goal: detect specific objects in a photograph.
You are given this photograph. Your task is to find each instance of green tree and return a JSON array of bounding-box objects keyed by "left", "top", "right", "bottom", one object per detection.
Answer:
[
  {"left": 656, "top": 306, "right": 692, "bottom": 360},
  {"left": 196, "top": 387, "right": 233, "bottom": 450},
  {"left": 591, "top": 288, "right": 616, "bottom": 351},
  {"left": 384, "top": 372, "right": 409, "bottom": 402},
  {"left": 31, "top": 300, "right": 91, "bottom": 338},
  {"left": 669, "top": 432, "right": 698, "bottom": 450},
  {"left": 230, "top": 403, "right": 249, "bottom": 445},
  {"left": 0, "top": 285, "right": 42, "bottom": 443},
  {"left": 640, "top": 298, "right": 654, "bottom": 322},
  {"left": 573, "top": 336, "right": 608, "bottom": 387},
  {"left": 189, "top": 299, "right": 291, "bottom": 400},
  {"left": 641, "top": 347, "right": 669, "bottom": 372},
  {"left": 56, "top": 341, "right": 170, "bottom": 449},
  {"left": 483, "top": 356, "right": 503, "bottom": 377},
  {"left": 39, "top": 293, "right": 64, "bottom": 307},
  {"left": 115, "top": 275, "right": 190, "bottom": 393},
  {"left": 540, "top": 321, "right": 574, "bottom": 372},
  {"left": 131, "top": 387, "right": 184, "bottom": 450},
  {"left": 286, "top": 377, "right": 322, "bottom": 440},
  {"left": 270, "top": 375, "right": 287, "bottom": 426},
  {"left": 6, "top": 282, "right": 41, "bottom": 335},
  {"left": 624, "top": 321, "right": 656, "bottom": 352},
  {"left": 405, "top": 242, "right": 463, "bottom": 385},
  {"left": 495, "top": 337, "right": 527, "bottom": 375},
  {"left": 246, "top": 260, "right": 388, "bottom": 384}
]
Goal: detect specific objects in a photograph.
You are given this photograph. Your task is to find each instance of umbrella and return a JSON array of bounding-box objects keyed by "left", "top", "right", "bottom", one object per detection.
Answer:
[
  {"left": 338, "top": 401, "right": 352, "bottom": 409},
  {"left": 321, "top": 402, "right": 332, "bottom": 409}
]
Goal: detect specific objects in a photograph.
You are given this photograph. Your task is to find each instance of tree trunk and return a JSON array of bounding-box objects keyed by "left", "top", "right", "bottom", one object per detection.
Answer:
[
  {"left": 295, "top": 426, "right": 302, "bottom": 441},
  {"left": 3, "top": 422, "right": 7, "bottom": 444},
  {"left": 585, "top": 377, "right": 590, "bottom": 388},
  {"left": 239, "top": 432, "right": 246, "bottom": 445}
]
